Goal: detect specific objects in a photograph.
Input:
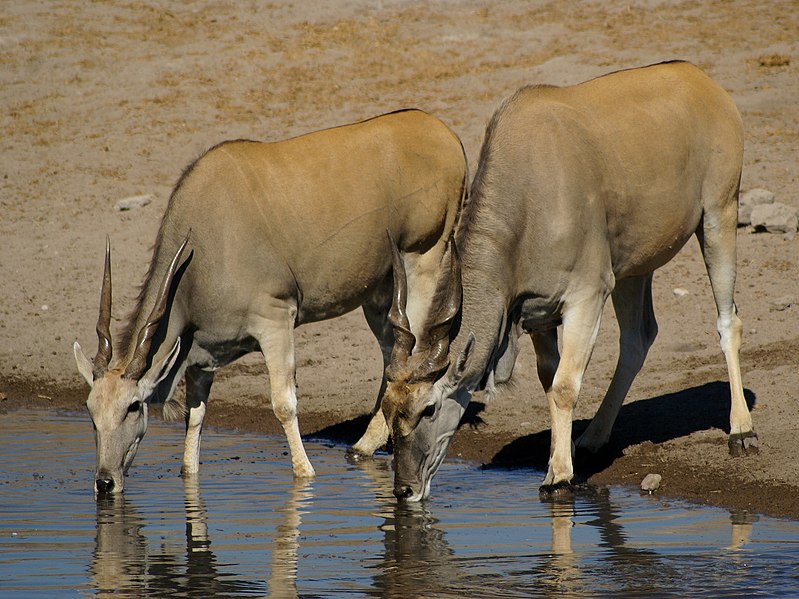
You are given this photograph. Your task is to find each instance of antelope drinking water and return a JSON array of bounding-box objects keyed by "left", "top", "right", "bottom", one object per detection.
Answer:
[
  {"left": 382, "top": 62, "right": 757, "bottom": 502},
  {"left": 74, "top": 109, "right": 467, "bottom": 495}
]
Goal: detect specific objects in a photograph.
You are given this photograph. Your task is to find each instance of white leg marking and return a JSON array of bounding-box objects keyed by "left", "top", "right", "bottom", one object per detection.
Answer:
[
  {"left": 254, "top": 308, "right": 315, "bottom": 478},
  {"left": 182, "top": 368, "right": 213, "bottom": 476},
  {"left": 543, "top": 295, "right": 606, "bottom": 488}
]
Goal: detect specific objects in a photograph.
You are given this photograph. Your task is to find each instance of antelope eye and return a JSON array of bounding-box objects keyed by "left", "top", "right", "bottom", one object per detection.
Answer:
[
  {"left": 127, "top": 401, "right": 142, "bottom": 414},
  {"left": 420, "top": 403, "right": 436, "bottom": 419}
]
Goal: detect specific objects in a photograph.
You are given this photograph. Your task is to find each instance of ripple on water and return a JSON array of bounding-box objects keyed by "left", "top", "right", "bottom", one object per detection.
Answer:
[{"left": 0, "top": 410, "right": 798, "bottom": 598}]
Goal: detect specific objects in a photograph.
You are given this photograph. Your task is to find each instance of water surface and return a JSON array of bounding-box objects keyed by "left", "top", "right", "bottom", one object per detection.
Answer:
[{"left": 1, "top": 410, "right": 797, "bottom": 597}]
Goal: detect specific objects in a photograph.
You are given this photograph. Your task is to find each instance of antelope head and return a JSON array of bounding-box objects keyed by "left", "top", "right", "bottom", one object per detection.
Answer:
[
  {"left": 382, "top": 233, "right": 475, "bottom": 502},
  {"left": 74, "top": 234, "right": 189, "bottom": 495}
]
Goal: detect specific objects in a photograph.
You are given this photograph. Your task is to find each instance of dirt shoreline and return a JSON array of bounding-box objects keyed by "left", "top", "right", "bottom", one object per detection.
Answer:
[
  {"left": 2, "top": 1, "right": 798, "bottom": 521},
  {"left": 3, "top": 375, "right": 798, "bottom": 521}
]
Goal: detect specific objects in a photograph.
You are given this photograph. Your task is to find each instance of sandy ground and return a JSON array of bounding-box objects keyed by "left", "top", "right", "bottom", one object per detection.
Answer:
[{"left": 2, "top": 1, "right": 798, "bottom": 518}]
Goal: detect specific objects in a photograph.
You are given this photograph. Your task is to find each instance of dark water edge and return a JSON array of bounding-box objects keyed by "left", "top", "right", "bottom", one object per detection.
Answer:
[{"left": 1, "top": 410, "right": 798, "bottom": 598}]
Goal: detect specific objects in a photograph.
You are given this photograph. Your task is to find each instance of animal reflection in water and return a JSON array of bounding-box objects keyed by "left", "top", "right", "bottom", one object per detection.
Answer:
[
  {"left": 90, "top": 463, "right": 757, "bottom": 598},
  {"left": 91, "top": 478, "right": 311, "bottom": 599}
]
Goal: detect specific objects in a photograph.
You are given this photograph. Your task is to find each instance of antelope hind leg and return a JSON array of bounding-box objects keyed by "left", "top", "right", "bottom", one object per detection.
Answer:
[
  {"left": 351, "top": 247, "right": 447, "bottom": 457},
  {"left": 696, "top": 205, "right": 758, "bottom": 456},
  {"left": 350, "top": 275, "right": 394, "bottom": 457},
  {"left": 576, "top": 274, "right": 658, "bottom": 453}
]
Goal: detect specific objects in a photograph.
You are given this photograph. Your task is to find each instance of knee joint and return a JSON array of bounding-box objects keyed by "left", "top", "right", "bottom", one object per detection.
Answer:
[
  {"left": 550, "top": 381, "right": 579, "bottom": 411},
  {"left": 273, "top": 402, "right": 296, "bottom": 424},
  {"left": 717, "top": 312, "right": 743, "bottom": 346}
]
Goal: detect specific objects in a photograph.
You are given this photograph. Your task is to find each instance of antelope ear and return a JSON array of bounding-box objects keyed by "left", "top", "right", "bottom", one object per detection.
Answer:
[
  {"left": 137, "top": 338, "right": 182, "bottom": 398},
  {"left": 451, "top": 332, "right": 476, "bottom": 384},
  {"left": 74, "top": 341, "right": 94, "bottom": 387}
]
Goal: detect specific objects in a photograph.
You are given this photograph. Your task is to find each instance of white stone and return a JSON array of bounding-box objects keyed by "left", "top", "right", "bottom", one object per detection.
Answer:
[
  {"left": 115, "top": 194, "right": 153, "bottom": 211},
  {"left": 750, "top": 202, "right": 798, "bottom": 234},
  {"left": 770, "top": 296, "right": 794, "bottom": 312},
  {"left": 640, "top": 473, "right": 662, "bottom": 493},
  {"left": 738, "top": 188, "right": 775, "bottom": 226},
  {"left": 741, "top": 188, "right": 775, "bottom": 205},
  {"left": 673, "top": 287, "right": 689, "bottom": 297}
]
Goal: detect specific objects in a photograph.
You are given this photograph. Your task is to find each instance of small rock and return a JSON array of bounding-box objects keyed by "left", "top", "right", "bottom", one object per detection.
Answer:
[
  {"left": 640, "top": 473, "right": 662, "bottom": 493},
  {"left": 672, "top": 287, "right": 689, "bottom": 298},
  {"left": 758, "top": 53, "right": 791, "bottom": 68},
  {"left": 750, "top": 202, "right": 799, "bottom": 235},
  {"left": 742, "top": 188, "right": 775, "bottom": 205},
  {"left": 770, "top": 296, "right": 794, "bottom": 312},
  {"left": 115, "top": 194, "right": 153, "bottom": 211},
  {"left": 738, "top": 188, "right": 775, "bottom": 226}
]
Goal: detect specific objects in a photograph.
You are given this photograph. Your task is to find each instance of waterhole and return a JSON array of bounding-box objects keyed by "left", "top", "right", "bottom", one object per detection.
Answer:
[{"left": 1, "top": 410, "right": 797, "bottom": 597}]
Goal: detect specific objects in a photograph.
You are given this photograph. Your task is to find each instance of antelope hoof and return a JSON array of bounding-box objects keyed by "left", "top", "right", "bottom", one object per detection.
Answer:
[
  {"left": 345, "top": 446, "right": 372, "bottom": 463},
  {"left": 728, "top": 431, "right": 759, "bottom": 457},
  {"left": 539, "top": 479, "right": 575, "bottom": 500},
  {"left": 180, "top": 466, "right": 199, "bottom": 478},
  {"left": 292, "top": 461, "right": 316, "bottom": 479}
]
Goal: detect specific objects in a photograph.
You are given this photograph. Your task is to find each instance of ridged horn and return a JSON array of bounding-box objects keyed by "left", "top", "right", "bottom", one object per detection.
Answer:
[
  {"left": 411, "top": 235, "right": 462, "bottom": 382},
  {"left": 386, "top": 230, "right": 416, "bottom": 379},
  {"left": 93, "top": 236, "right": 113, "bottom": 379},
  {"left": 123, "top": 231, "right": 191, "bottom": 380}
]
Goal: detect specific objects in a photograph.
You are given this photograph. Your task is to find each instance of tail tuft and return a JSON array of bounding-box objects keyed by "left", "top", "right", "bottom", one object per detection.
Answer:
[{"left": 162, "top": 396, "right": 187, "bottom": 422}]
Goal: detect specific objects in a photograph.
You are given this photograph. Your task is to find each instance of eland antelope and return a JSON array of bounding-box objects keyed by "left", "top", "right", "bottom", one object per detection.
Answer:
[
  {"left": 74, "top": 109, "right": 467, "bottom": 495},
  {"left": 382, "top": 61, "right": 757, "bottom": 502}
]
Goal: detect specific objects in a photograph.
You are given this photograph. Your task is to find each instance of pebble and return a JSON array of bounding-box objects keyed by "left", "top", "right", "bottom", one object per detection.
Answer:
[
  {"left": 640, "top": 473, "right": 662, "bottom": 493},
  {"left": 750, "top": 202, "right": 799, "bottom": 235},
  {"left": 115, "top": 194, "right": 153, "bottom": 211},
  {"left": 770, "top": 296, "right": 794, "bottom": 312},
  {"left": 738, "top": 188, "right": 775, "bottom": 226},
  {"left": 673, "top": 287, "right": 689, "bottom": 297}
]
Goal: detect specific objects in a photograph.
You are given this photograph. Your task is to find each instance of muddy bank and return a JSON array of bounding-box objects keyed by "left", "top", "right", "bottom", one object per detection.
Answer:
[{"left": 3, "top": 372, "right": 798, "bottom": 521}]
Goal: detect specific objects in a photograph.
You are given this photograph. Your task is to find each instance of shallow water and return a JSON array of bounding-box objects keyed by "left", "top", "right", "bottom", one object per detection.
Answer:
[{"left": 1, "top": 410, "right": 797, "bottom": 598}]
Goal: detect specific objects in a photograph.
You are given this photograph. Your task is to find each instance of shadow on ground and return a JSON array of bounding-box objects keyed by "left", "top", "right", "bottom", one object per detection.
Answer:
[
  {"left": 308, "top": 402, "right": 488, "bottom": 449},
  {"left": 485, "top": 381, "right": 757, "bottom": 479},
  {"left": 305, "top": 382, "right": 757, "bottom": 484}
]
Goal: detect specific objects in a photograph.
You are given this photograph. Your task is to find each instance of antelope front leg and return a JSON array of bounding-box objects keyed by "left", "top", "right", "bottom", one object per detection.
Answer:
[
  {"left": 182, "top": 367, "right": 214, "bottom": 476},
  {"left": 540, "top": 297, "right": 605, "bottom": 497},
  {"left": 254, "top": 309, "right": 315, "bottom": 479}
]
